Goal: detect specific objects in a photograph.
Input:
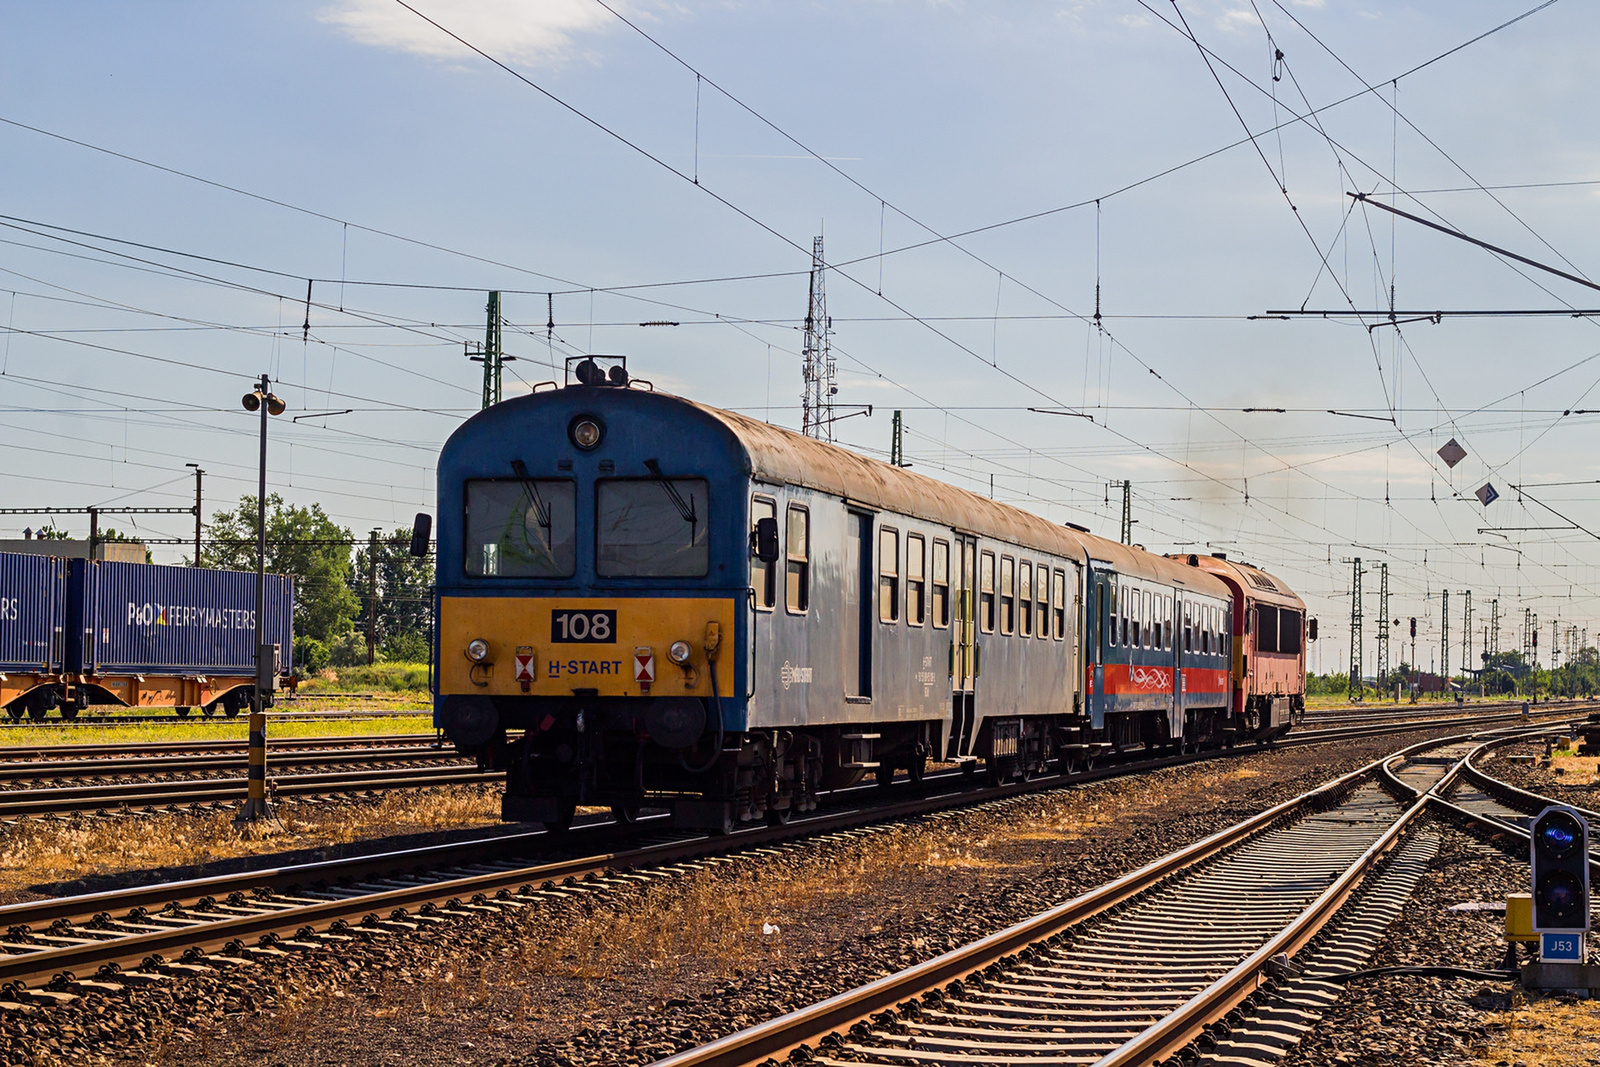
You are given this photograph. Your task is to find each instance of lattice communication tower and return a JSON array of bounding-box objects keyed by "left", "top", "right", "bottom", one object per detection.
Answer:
[{"left": 801, "top": 236, "right": 836, "bottom": 440}]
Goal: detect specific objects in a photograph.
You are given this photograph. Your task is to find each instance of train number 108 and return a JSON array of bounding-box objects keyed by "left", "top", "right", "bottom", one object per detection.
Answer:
[{"left": 551, "top": 609, "right": 617, "bottom": 643}]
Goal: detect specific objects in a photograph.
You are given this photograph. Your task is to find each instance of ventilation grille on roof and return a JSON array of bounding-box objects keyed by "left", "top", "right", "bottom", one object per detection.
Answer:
[{"left": 1245, "top": 570, "right": 1279, "bottom": 593}]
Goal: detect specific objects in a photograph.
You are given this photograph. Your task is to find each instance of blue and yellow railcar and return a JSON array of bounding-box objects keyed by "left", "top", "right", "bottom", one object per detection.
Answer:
[{"left": 429, "top": 358, "right": 1307, "bottom": 832}]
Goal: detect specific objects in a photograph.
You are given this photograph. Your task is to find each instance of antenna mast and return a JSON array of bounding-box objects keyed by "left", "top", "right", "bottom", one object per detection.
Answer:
[{"left": 801, "top": 236, "right": 835, "bottom": 440}]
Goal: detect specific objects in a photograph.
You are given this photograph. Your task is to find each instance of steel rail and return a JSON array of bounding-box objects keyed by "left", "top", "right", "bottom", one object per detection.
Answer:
[
  {"left": 0, "top": 733, "right": 438, "bottom": 760},
  {"left": 0, "top": 765, "right": 497, "bottom": 817},
  {"left": 0, "top": 747, "right": 463, "bottom": 781},
  {"left": 0, "top": 715, "right": 1576, "bottom": 999},
  {"left": 648, "top": 731, "right": 1494, "bottom": 1067}
]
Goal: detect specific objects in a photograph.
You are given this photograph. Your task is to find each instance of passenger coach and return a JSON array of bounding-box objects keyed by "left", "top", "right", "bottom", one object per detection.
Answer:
[{"left": 428, "top": 358, "right": 1306, "bottom": 832}]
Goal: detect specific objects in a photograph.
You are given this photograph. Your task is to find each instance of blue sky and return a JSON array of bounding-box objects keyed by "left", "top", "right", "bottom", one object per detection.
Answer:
[{"left": 3, "top": 0, "right": 1598, "bottom": 673}]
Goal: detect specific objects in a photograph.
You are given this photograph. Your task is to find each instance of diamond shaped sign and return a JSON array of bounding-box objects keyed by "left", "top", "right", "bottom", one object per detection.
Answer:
[
  {"left": 1475, "top": 482, "right": 1499, "bottom": 506},
  {"left": 1438, "top": 438, "right": 1466, "bottom": 468}
]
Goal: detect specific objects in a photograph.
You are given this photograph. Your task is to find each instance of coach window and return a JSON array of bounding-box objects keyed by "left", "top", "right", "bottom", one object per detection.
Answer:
[
  {"left": 1035, "top": 563, "right": 1049, "bottom": 640},
  {"left": 1131, "top": 587, "right": 1143, "bottom": 648},
  {"left": 1163, "top": 595, "right": 1172, "bottom": 650},
  {"left": 931, "top": 539, "right": 950, "bottom": 628},
  {"left": 1144, "top": 591, "right": 1154, "bottom": 648},
  {"left": 878, "top": 528, "right": 900, "bottom": 623},
  {"left": 1107, "top": 583, "right": 1118, "bottom": 647},
  {"left": 1201, "top": 606, "right": 1211, "bottom": 655},
  {"left": 1119, "top": 584, "right": 1129, "bottom": 646},
  {"left": 979, "top": 551, "right": 996, "bottom": 633},
  {"left": 751, "top": 497, "right": 777, "bottom": 610},
  {"left": 1018, "top": 561, "right": 1033, "bottom": 637},
  {"left": 1183, "top": 600, "right": 1192, "bottom": 652},
  {"left": 785, "top": 505, "right": 810, "bottom": 614},
  {"left": 465, "top": 478, "right": 576, "bottom": 578},
  {"left": 906, "top": 534, "right": 926, "bottom": 626},
  {"left": 1052, "top": 569, "right": 1066, "bottom": 639},
  {"left": 1000, "top": 556, "right": 1016, "bottom": 635}
]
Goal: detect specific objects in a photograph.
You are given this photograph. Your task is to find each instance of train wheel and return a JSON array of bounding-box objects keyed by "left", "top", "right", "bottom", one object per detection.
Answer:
[
  {"left": 4, "top": 704, "right": 20, "bottom": 722},
  {"left": 874, "top": 765, "right": 896, "bottom": 789},
  {"left": 610, "top": 803, "right": 640, "bottom": 827},
  {"left": 175, "top": 706, "right": 191, "bottom": 719},
  {"left": 26, "top": 701, "right": 47, "bottom": 723},
  {"left": 765, "top": 805, "right": 793, "bottom": 827},
  {"left": 59, "top": 705, "right": 79, "bottom": 722},
  {"left": 201, "top": 703, "right": 218, "bottom": 719}
]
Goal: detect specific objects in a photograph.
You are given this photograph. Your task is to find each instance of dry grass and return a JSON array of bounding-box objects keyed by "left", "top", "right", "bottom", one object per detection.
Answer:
[
  {"left": 1547, "top": 753, "right": 1600, "bottom": 786},
  {"left": 1477, "top": 995, "right": 1600, "bottom": 1066},
  {"left": 0, "top": 714, "right": 434, "bottom": 748},
  {"left": 0, "top": 785, "right": 500, "bottom": 903}
]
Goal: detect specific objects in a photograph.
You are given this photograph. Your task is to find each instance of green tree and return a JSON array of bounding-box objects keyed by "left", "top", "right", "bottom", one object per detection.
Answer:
[
  {"left": 349, "top": 529, "right": 434, "bottom": 662},
  {"left": 205, "top": 494, "right": 359, "bottom": 643}
]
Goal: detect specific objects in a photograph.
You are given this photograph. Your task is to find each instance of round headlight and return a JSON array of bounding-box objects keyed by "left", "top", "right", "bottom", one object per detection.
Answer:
[
  {"left": 569, "top": 416, "right": 603, "bottom": 450},
  {"left": 668, "top": 640, "right": 692, "bottom": 665},
  {"left": 466, "top": 638, "right": 490, "bottom": 662}
]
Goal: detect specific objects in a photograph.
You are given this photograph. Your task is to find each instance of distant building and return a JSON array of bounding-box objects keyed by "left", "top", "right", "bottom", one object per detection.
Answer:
[{"left": 0, "top": 539, "right": 148, "bottom": 563}]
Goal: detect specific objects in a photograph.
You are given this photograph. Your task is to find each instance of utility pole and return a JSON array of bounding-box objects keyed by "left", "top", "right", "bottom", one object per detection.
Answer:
[
  {"left": 481, "top": 291, "right": 504, "bottom": 409},
  {"left": 890, "top": 410, "right": 911, "bottom": 467},
  {"left": 1440, "top": 589, "right": 1450, "bottom": 681},
  {"left": 186, "top": 464, "right": 204, "bottom": 566},
  {"left": 1461, "top": 590, "right": 1472, "bottom": 681},
  {"left": 87, "top": 506, "right": 99, "bottom": 561},
  {"left": 1348, "top": 558, "right": 1363, "bottom": 701},
  {"left": 1375, "top": 563, "right": 1389, "bottom": 689},
  {"left": 1120, "top": 480, "right": 1132, "bottom": 545},
  {"left": 367, "top": 528, "right": 381, "bottom": 666},
  {"left": 1490, "top": 598, "right": 1501, "bottom": 656},
  {"left": 801, "top": 236, "right": 835, "bottom": 440}
]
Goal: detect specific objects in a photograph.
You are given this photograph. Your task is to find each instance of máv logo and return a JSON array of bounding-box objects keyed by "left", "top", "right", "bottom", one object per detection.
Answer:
[{"left": 1129, "top": 666, "right": 1171, "bottom": 689}]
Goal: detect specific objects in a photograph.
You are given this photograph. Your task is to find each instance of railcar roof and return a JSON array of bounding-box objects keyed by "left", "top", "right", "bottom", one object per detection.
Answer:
[
  {"left": 1171, "top": 553, "right": 1305, "bottom": 609},
  {"left": 687, "top": 397, "right": 1227, "bottom": 592}
]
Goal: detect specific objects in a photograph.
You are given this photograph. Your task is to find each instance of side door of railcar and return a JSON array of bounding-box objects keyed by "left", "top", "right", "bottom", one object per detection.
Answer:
[{"left": 948, "top": 534, "right": 978, "bottom": 758}]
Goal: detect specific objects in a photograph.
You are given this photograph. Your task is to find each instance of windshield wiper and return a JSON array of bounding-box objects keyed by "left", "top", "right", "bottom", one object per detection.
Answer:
[
  {"left": 643, "top": 458, "right": 698, "bottom": 533},
  {"left": 510, "top": 459, "right": 552, "bottom": 533}
]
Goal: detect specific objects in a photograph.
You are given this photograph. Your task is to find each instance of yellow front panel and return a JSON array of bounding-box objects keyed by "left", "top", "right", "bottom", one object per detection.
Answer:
[{"left": 439, "top": 596, "right": 737, "bottom": 698}]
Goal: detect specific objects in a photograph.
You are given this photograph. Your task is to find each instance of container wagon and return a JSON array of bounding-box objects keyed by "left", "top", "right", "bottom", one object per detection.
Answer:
[
  {"left": 0, "top": 554, "right": 293, "bottom": 720},
  {"left": 0, "top": 553, "right": 68, "bottom": 720}
]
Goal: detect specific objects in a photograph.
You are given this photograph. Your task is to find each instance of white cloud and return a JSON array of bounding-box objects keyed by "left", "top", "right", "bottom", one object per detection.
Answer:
[{"left": 318, "top": 0, "right": 618, "bottom": 65}]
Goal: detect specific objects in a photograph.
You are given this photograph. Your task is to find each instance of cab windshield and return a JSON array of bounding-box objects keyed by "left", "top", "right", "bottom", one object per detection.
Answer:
[
  {"left": 596, "top": 478, "right": 709, "bottom": 577},
  {"left": 464, "top": 478, "right": 576, "bottom": 577}
]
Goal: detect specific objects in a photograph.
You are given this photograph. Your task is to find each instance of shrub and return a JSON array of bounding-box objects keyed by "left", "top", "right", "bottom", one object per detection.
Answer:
[
  {"left": 294, "top": 636, "right": 330, "bottom": 674},
  {"left": 380, "top": 630, "right": 429, "bottom": 664},
  {"left": 328, "top": 629, "right": 374, "bottom": 667}
]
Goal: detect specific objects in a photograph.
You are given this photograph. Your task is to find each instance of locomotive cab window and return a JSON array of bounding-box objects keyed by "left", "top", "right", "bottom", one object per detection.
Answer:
[
  {"left": 1018, "top": 561, "right": 1032, "bottom": 637},
  {"left": 751, "top": 496, "right": 777, "bottom": 610},
  {"left": 1052, "top": 569, "right": 1066, "bottom": 639},
  {"left": 931, "top": 539, "right": 950, "bottom": 628},
  {"left": 596, "top": 477, "right": 710, "bottom": 577},
  {"left": 999, "top": 555, "right": 1015, "bottom": 635},
  {"left": 786, "top": 505, "right": 810, "bottom": 613},
  {"left": 906, "top": 533, "right": 926, "bottom": 626},
  {"left": 1256, "top": 604, "right": 1280, "bottom": 653},
  {"left": 1280, "top": 608, "right": 1303, "bottom": 655},
  {"left": 878, "top": 528, "right": 900, "bottom": 623},
  {"left": 465, "top": 478, "right": 576, "bottom": 578},
  {"left": 980, "top": 551, "right": 996, "bottom": 633}
]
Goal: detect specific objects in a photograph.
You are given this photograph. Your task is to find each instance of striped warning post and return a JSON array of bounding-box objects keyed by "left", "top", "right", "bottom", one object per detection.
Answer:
[{"left": 235, "top": 711, "right": 273, "bottom": 824}]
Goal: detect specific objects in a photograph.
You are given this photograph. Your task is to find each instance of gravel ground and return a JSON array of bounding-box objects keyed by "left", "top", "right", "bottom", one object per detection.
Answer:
[
  {"left": 0, "top": 785, "right": 506, "bottom": 905},
  {"left": 1484, "top": 742, "right": 1600, "bottom": 810},
  {"left": 0, "top": 729, "right": 1480, "bottom": 1067},
  {"left": 1279, "top": 821, "right": 1600, "bottom": 1067}
]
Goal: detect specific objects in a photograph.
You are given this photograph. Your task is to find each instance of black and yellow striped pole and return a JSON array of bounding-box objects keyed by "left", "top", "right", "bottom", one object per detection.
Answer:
[{"left": 235, "top": 711, "right": 273, "bottom": 824}]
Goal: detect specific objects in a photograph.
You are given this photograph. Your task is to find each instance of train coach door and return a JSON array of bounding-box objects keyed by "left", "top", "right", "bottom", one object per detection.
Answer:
[{"left": 949, "top": 534, "right": 978, "bottom": 758}]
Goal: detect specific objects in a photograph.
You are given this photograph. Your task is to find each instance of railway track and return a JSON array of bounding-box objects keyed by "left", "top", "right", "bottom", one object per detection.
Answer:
[
  {"left": 0, "top": 707, "right": 426, "bottom": 729},
  {"left": 0, "top": 701, "right": 1573, "bottom": 821},
  {"left": 649, "top": 725, "right": 1568, "bottom": 1067},
  {"left": 0, "top": 709, "right": 1579, "bottom": 1008}
]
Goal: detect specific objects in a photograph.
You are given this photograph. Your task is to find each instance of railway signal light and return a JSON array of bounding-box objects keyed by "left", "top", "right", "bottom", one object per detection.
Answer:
[
  {"left": 1530, "top": 805, "right": 1589, "bottom": 935},
  {"left": 1409, "top": 617, "right": 1417, "bottom": 639}
]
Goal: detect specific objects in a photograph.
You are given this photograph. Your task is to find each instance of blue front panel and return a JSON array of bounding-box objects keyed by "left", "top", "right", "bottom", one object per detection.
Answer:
[{"left": 435, "top": 387, "right": 753, "bottom": 731}]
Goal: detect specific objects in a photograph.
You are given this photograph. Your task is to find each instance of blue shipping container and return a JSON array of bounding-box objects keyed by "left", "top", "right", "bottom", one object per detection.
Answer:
[
  {"left": 0, "top": 552, "right": 67, "bottom": 673},
  {"left": 68, "top": 560, "right": 293, "bottom": 676}
]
